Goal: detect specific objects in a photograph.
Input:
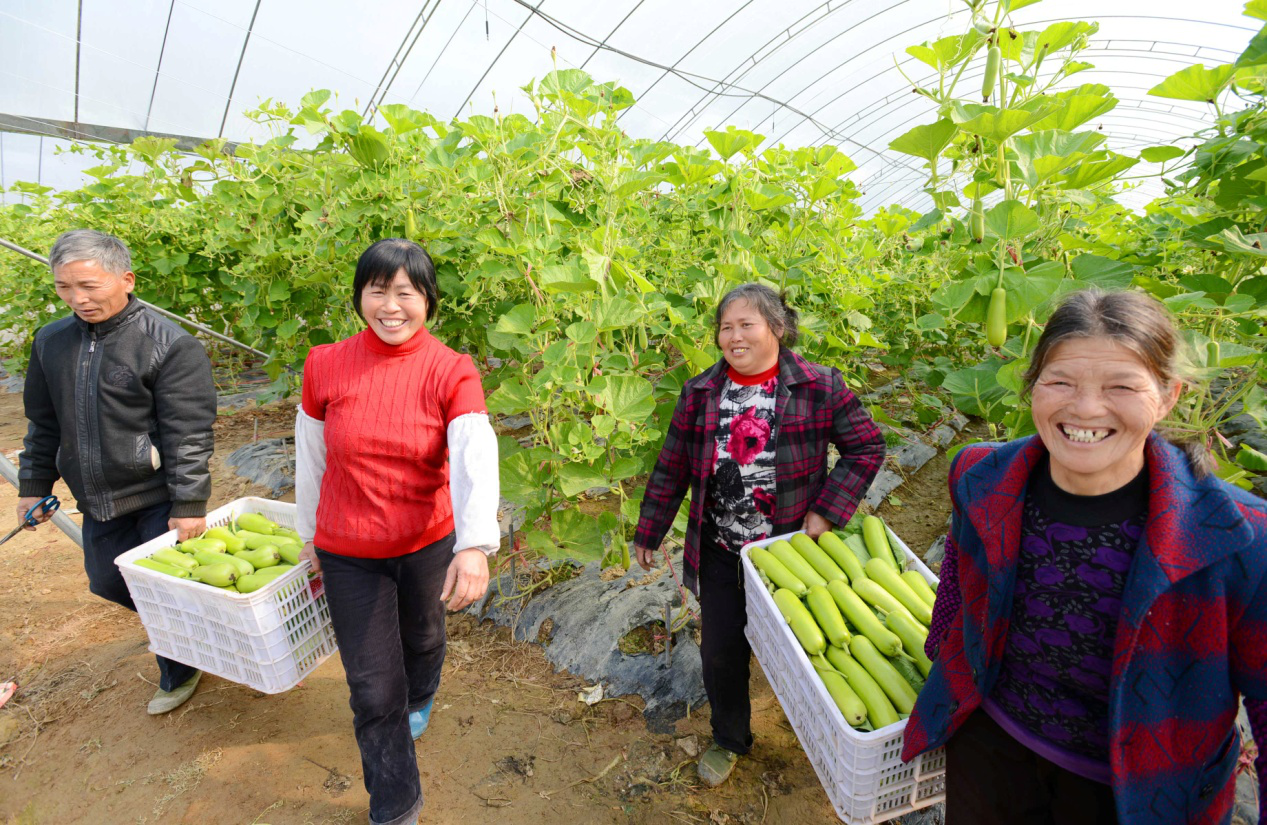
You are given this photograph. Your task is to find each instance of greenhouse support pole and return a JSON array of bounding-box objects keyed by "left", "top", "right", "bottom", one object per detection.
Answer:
[
  {"left": 0, "top": 237, "right": 269, "bottom": 359},
  {"left": 0, "top": 451, "right": 83, "bottom": 549}
]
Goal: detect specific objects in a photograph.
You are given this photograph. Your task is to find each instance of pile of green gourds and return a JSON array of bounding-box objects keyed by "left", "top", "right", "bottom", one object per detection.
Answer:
[{"left": 750, "top": 515, "right": 938, "bottom": 731}]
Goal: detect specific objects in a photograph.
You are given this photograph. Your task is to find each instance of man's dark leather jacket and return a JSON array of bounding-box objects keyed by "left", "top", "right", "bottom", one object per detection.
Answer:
[{"left": 19, "top": 296, "right": 216, "bottom": 521}]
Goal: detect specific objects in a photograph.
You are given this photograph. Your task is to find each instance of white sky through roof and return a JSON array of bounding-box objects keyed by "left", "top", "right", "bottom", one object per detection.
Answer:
[{"left": 0, "top": 0, "right": 1258, "bottom": 212}]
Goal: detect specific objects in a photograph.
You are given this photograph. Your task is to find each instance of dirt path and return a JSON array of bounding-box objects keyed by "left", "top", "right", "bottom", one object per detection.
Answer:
[{"left": 1, "top": 392, "right": 897, "bottom": 825}]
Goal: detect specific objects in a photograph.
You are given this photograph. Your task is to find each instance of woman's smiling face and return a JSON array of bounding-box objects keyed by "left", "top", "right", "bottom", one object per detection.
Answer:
[
  {"left": 360, "top": 269, "right": 428, "bottom": 345},
  {"left": 717, "top": 299, "right": 781, "bottom": 375},
  {"left": 1031, "top": 336, "right": 1180, "bottom": 495}
]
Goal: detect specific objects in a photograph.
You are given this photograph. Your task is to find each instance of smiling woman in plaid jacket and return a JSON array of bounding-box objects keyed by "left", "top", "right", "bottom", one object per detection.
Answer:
[{"left": 633, "top": 283, "right": 886, "bottom": 787}]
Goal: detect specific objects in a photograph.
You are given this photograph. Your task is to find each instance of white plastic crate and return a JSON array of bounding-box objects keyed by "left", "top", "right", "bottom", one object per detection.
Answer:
[
  {"left": 742, "top": 528, "right": 946, "bottom": 824},
  {"left": 116, "top": 497, "right": 338, "bottom": 694}
]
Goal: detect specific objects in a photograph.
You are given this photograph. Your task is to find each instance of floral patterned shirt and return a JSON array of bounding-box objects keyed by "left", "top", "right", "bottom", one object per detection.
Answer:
[{"left": 702, "top": 364, "right": 779, "bottom": 554}]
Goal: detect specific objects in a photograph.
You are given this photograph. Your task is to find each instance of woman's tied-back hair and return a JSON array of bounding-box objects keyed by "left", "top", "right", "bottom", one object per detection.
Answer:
[
  {"left": 1022, "top": 288, "right": 1210, "bottom": 477},
  {"left": 352, "top": 238, "right": 439, "bottom": 321},
  {"left": 714, "top": 283, "right": 800, "bottom": 348}
]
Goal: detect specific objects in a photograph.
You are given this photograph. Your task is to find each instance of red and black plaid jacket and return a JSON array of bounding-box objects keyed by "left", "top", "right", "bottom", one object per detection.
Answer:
[{"left": 634, "top": 347, "right": 885, "bottom": 593}]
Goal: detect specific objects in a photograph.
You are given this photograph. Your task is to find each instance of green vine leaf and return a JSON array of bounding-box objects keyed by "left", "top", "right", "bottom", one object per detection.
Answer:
[
  {"left": 984, "top": 199, "right": 1039, "bottom": 240},
  {"left": 595, "top": 375, "right": 656, "bottom": 424},
  {"left": 950, "top": 104, "right": 1057, "bottom": 143},
  {"left": 1235, "top": 445, "right": 1267, "bottom": 472},
  {"left": 1148, "top": 64, "right": 1236, "bottom": 102},
  {"left": 348, "top": 126, "right": 390, "bottom": 170},
  {"left": 1026, "top": 90, "right": 1117, "bottom": 131},
  {"left": 905, "top": 32, "right": 986, "bottom": 72},
  {"left": 1140, "top": 145, "right": 1185, "bottom": 163},
  {"left": 889, "top": 119, "right": 958, "bottom": 162},
  {"left": 704, "top": 127, "right": 764, "bottom": 161}
]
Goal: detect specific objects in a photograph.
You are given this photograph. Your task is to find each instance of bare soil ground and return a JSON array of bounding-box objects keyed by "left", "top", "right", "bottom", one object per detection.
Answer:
[
  {"left": 873, "top": 425, "right": 989, "bottom": 575},
  {"left": 1, "top": 393, "right": 970, "bottom": 825}
]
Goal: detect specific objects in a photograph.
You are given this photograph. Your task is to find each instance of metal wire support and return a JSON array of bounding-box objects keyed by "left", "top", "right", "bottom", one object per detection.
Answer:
[{"left": 0, "top": 236, "right": 269, "bottom": 360}]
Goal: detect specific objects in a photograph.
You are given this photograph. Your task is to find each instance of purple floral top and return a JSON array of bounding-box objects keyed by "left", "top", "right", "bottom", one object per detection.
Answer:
[
  {"left": 927, "top": 454, "right": 1267, "bottom": 817},
  {"left": 703, "top": 364, "right": 779, "bottom": 554},
  {"left": 986, "top": 458, "right": 1148, "bottom": 782}
]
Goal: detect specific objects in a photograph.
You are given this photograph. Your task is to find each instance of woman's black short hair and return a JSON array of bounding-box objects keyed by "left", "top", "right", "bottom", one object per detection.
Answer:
[{"left": 351, "top": 239, "right": 439, "bottom": 321}]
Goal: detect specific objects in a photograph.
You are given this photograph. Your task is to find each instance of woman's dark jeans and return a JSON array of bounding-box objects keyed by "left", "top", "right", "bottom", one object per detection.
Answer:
[
  {"left": 698, "top": 539, "right": 754, "bottom": 755},
  {"left": 317, "top": 532, "right": 453, "bottom": 825},
  {"left": 946, "top": 710, "right": 1118, "bottom": 824},
  {"left": 80, "top": 499, "right": 199, "bottom": 692}
]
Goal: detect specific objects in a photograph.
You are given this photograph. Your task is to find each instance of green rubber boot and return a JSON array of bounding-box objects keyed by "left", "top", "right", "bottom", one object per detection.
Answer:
[{"left": 696, "top": 743, "right": 740, "bottom": 787}]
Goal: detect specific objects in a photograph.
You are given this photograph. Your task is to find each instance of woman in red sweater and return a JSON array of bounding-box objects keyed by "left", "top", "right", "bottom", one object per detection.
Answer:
[{"left": 294, "top": 239, "right": 500, "bottom": 825}]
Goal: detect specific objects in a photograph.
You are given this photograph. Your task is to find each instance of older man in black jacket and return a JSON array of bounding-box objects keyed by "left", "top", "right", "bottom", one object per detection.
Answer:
[{"left": 16, "top": 229, "right": 216, "bottom": 714}]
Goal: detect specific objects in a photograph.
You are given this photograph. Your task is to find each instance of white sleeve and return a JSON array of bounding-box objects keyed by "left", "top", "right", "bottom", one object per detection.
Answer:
[
  {"left": 448, "top": 412, "right": 500, "bottom": 555},
  {"left": 294, "top": 408, "right": 326, "bottom": 545}
]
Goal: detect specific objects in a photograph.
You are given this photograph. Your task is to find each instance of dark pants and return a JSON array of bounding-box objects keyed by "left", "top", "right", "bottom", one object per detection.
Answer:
[
  {"left": 317, "top": 532, "right": 453, "bottom": 825},
  {"left": 698, "top": 540, "right": 753, "bottom": 755},
  {"left": 946, "top": 710, "right": 1118, "bottom": 824},
  {"left": 81, "top": 499, "right": 199, "bottom": 692}
]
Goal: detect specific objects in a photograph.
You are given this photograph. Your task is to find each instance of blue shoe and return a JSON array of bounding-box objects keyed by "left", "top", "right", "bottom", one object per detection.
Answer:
[{"left": 409, "top": 696, "right": 435, "bottom": 740}]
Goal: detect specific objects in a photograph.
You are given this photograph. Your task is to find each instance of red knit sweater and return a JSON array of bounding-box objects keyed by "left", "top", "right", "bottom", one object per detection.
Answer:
[{"left": 301, "top": 327, "right": 487, "bottom": 558}]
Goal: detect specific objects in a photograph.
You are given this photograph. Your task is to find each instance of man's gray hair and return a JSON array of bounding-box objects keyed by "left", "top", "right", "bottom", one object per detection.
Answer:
[
  {"left": 714, "top": 282, "right": 801, "bottom": 348},
  {"left": 49, "top": 229, "right": 132, "bottom": 275}
]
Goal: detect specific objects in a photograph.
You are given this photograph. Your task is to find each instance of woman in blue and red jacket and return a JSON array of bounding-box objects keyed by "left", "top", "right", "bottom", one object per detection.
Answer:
[
  {"left": 903, "top": 289, "right": 1266, "bottom": 824},
  {"left": 632, "top": 283, "right": 886, "bottom": 787}
]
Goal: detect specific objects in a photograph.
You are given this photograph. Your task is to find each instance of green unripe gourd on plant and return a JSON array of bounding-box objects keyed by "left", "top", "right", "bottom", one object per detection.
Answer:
[
  {"left": 405, "top": 208, "right": 417, "bottom": 240},
  {"left": 986, "top": 287, "right": 1008, "bottom": 347},
  {"left": 982, "top": 44, "right": 1001, "bottom": 101},
  {"left": 970, "top": 199, "right": 985, "bottom": 243}
]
